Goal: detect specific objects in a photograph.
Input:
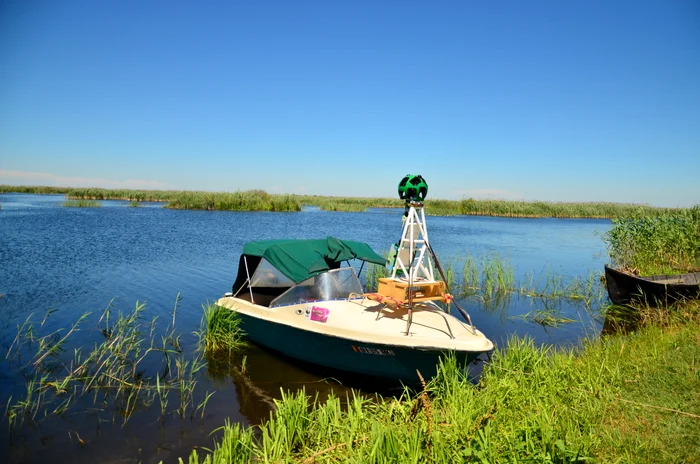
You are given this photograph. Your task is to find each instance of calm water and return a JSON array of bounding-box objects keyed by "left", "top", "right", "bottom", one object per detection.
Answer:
[{"left": 0, "top": 194, "right": 611, "bottom": 463}]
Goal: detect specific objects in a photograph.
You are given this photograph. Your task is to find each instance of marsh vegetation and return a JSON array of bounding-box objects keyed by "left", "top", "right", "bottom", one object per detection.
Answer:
[
  {"left": 166, "top": 189, "right": 301, "bottom": 212},
  {"left": 602, "top": 205, "right": 700, "bottom": 275},
  {"left": 2, "top": 185, "right": 684, "bottom": 218},
  {"left": 196, "top": 303, "right": 247, "bottom": 356},
  {"left": 4, "top": 296, "right": 246, "bottom": 433},
  {"left": 62, "top": 199, "right": 102, "bottom": 207}
]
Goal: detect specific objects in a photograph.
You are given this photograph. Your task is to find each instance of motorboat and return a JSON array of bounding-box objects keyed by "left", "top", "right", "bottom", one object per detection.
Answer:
[{"left": 216, "top": 176, "right": 494, "bottom": 383}]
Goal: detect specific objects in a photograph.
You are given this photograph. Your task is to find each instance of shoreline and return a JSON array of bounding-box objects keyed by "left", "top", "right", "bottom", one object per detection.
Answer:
[{"left": 0, "top": 185, "right": 684, "bottom": 218}]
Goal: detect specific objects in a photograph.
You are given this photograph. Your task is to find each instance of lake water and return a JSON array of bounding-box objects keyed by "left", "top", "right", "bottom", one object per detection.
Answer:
[{"left": 0, "top": 193, "right": 611, "bottom": 463}]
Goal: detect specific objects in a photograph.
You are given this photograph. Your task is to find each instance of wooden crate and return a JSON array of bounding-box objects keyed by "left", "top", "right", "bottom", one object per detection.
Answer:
[{"left": 377, "top": 278, "right": 446, "bottom": 303}]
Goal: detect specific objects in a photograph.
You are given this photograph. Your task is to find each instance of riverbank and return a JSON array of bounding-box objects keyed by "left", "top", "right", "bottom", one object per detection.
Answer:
[
  {"left": 0, "top": 185, "right": 683, "bottom": 218},
  {"left": 183, "top": 300, "right": 699, "bottom": 464}
]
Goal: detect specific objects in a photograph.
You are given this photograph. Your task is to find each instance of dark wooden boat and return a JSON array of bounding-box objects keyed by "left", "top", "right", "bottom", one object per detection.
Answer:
[{"left": 604, "top": 265, "right": 700, "bottom": 306}]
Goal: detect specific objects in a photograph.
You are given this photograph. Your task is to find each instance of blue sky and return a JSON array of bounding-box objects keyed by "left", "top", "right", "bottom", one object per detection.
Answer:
[{"left": 1, "top": 0, "right": 699, "bottom": 206}]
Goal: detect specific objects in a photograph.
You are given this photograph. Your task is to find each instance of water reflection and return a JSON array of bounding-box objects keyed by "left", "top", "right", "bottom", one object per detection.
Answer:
[{"left": 207, "top": 344, "right": 420, "bottom": 427}]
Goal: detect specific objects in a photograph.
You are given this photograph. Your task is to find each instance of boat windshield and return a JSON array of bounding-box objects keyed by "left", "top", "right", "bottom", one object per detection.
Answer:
[{"left": 270, "top": 267, "right": 363, "bottom": 307}]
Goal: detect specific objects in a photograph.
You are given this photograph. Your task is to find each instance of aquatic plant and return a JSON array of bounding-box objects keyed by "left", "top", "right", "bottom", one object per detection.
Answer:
[
  {"left": 480, "top": 252, "right": 515, "bottom": 298},
  {"left": 602, "top": 205, "right": 700, "bottom": 275},
  {"left": 2, "top": 184, "right": 686, "bottom": 218},
  {"left": 299, "top": 194, "right": 681, "bottom": 218},
  {"left": 436, "top": 257, "right": 457, "bottom": 290},
  {"left": 0, "top": 185, "right": 72, "bottom": 195},
  {"left": 296, "top": 195, "right": 404, "bottom": 212},
  {"left": 128, "top": 199, "right": 140, "bottom": 207},
  {"left": 453, "top": 251, "right": 605, "bottom": 309},
  {"left": 518, "top": 269, "right": 605, "bottom": 307},
  {"left": 456, "top": 252, "right": 517, "bottom": 299},
  {"left": 66, "top": 187, "right": 176, "bottom": 201},
  {"left": 518, "top": 307, "right": 577, "bottom": 327},
  {"left": 364, "top": 259, "right": 388, "bottom": 293},
  {"left": 461, "top": 252, "right": 480, "bottom": 295},
  {"left": 455, "top": 197, "right": 679, "bottom": 219},
  {"left": 4, "top": 297, "right": 213, "bottom": 429},
  {"left": 62, "top": 199, "right": 102, "bottom": 207},
  {"left": 195, "top": 303, "right": 247, "bottom": 356},
  {"left": 166, "top": 189, "right": 301, "bottom": 212},
  {"left": 319, "top": 202, "right": 372, "bottom": 212},
  {"left": 1, "top": 186, "right": 300, "bottom": 211}
]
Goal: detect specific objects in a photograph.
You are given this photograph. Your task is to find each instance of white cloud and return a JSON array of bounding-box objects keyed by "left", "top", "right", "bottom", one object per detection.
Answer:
[{"left": 0, "top": 170, "right": 168, "bottom": 190}]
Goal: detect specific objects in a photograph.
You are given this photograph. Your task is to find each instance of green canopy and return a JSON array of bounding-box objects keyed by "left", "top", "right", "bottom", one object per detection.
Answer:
[{"left": 241, "top": 237, "right": 386, "bottom": 284}]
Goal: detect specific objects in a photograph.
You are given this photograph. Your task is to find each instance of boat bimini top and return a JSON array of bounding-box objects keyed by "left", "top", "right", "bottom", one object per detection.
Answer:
[{"left": 230, "top": 237, "right": 386, "bottom": 308}]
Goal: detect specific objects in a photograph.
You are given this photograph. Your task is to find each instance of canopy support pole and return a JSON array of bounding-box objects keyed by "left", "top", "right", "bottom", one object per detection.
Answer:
[{"left": 243, "top": 256, "right": 255, "bottom": 304}]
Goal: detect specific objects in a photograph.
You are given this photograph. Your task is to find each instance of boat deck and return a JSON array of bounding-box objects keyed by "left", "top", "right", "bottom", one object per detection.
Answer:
[{"left": 216, "top": 295, "right": 493, "bottom": 352}]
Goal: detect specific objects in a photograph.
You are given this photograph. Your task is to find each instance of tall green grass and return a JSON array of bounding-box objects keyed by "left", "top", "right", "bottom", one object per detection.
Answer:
[
  {"left": 299, "top": 194, "right": 680, "bottom": 218},
  {"left": 2, "top": 185, "right": 685, "bottom": 218},
  {"left": 0, "top": 185, "right": 72, "bottom": 195},
  {"left": 166, "top": 189, "right": 300, "bottom": 212},
  {"left": 1, "top": 185, "right": 301, "bottom": 211},
  {"left": 602, "top": 205, "right": 700, "bottom": 274},
  {"left": 297, "top": 195, "right": 404, "bottom": 212},
  {"left": 457, "top": 252, "right": 604, "bottom": 306},
  {"left": 195, "top": 303, "right": 247, "bottom": 356},
  {"left": 65, "top": 187, "right": 175, "bottom": 201},
  {"left": 364, "top": 259, "right": 388, "bottom": 293},
  {"left": 62, "top": 199, "right": 102, "bottom": 207},
  {"left": 518, "top": 269, "right": 604, "bottom": 305},
  {"left": 454, "top": 198, "right": 680, "bottom": 218},
  {"left": 4, "top": 297, "right": 220, "bottom": 428},
  {"left": 65, "top": 187, "right": 302, "bottom": 211}
]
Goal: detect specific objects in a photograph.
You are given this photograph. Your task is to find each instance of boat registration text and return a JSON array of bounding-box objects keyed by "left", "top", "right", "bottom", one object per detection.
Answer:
[{"left": 352, "top": 346, "right": 395, "bottom": 356}]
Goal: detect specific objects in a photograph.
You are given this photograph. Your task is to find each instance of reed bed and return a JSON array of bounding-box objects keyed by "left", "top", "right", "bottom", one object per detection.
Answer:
[
  {"left": 182, "top": 299, "right": 700, "bottom": 463},
  {"left": 518, "top": 269, "right": 605, "bottom": 305},
  {"left": 66, "top": 187, "right": 177, "bottom": 202},
  {"left": 458, "top": 252, "right": 604, "bottom": 308},
  {"left": 166, "top": 189, "right": 301, "bottom": 212},
  {"left": 299, "top": 194, "right": 679, "bottom": 218},
  {"left": 65, "top": 187, "right": 302, "bottom": 211},
  {"left": 368, "top": 251, "right": 604, "bottom": 314},
  {"left": 195, "top": 303, "right": 247, "bottom": 356},
  {"left": 454, "top": 198, "right": 680, "bottom": 218},
  {"left": 297, "top": 195, "right": 404, "bottom": 211},
  {"left": 0, "top": 185, "right": 72, "bottom": 195},
  {"left": 364, "top": 258, "right": 388, "bottom": 293},
  {"left": 2, "top": 296, "right": 246, "bottom": 430},
  {"left": 1, "top": 185, "right": 301, "bottom": 211},
  {"left": 602, "top": 205, "right": 700, "bottom": 275},
  {"left": 62, "top": 199, "right": 102, "bottom": 207},
  {"left": 2, "top": 185, "right": 683, "bottom": 218}
]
